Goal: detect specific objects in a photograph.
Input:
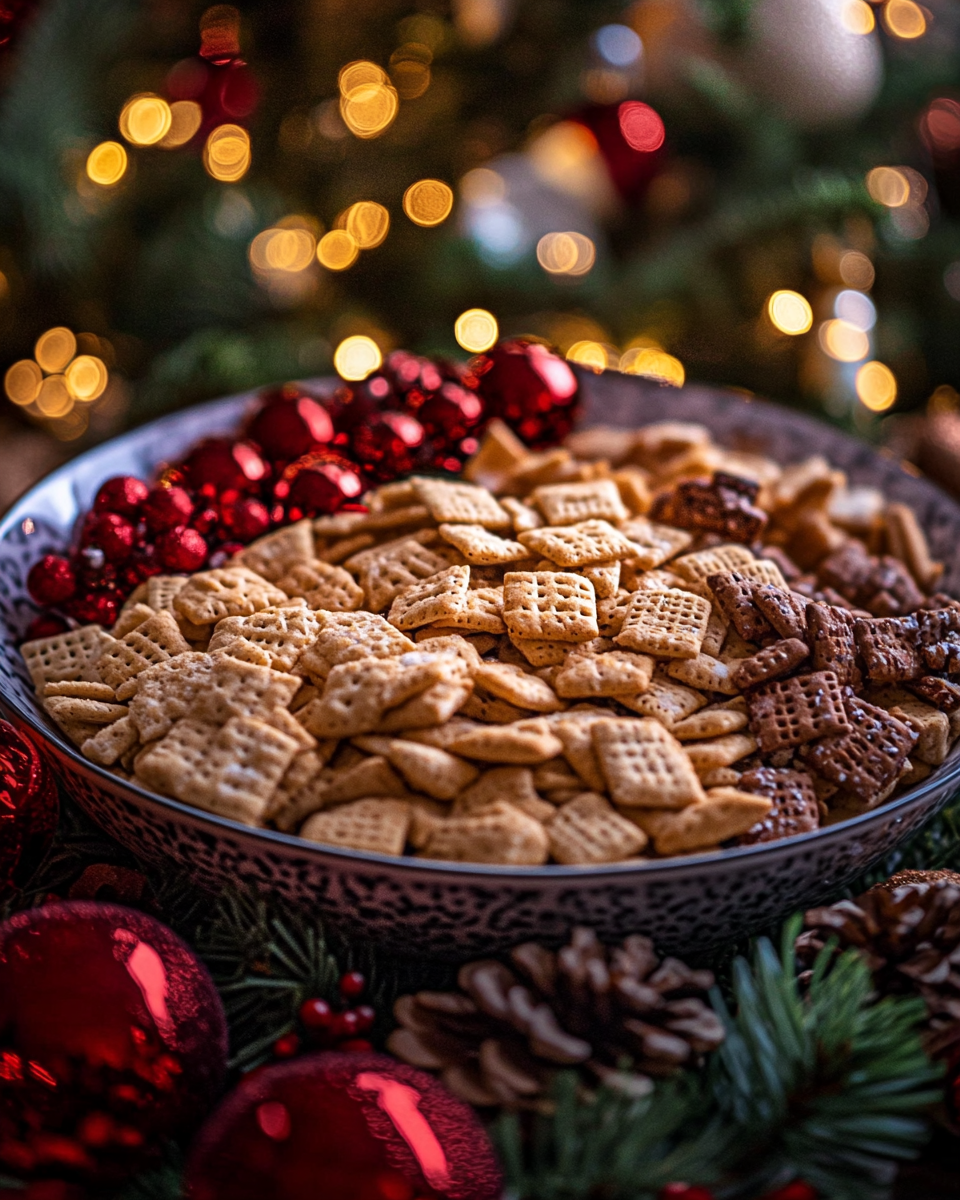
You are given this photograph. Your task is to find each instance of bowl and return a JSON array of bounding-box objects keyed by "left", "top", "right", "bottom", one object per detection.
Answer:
[{"left": 2, "top": 373, "right": 959, "bottom": 959}]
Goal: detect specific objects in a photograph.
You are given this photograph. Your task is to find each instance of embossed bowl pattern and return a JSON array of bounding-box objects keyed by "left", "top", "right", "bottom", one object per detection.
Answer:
[{"left": 2, "top": 373, "right": 959, "bottom": 958}]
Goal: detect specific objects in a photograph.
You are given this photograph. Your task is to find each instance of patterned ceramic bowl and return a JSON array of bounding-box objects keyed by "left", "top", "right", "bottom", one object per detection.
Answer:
[{"left": 2, "top": 373, "right": 959, "bottom": 959}]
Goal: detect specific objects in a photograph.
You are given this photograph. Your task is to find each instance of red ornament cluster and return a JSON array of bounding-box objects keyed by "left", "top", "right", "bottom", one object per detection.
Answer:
[{"left": 0, "top": 720, "right": 58, "bottom": 900}]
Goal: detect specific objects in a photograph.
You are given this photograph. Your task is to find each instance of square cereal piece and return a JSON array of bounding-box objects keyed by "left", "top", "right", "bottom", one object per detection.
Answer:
[
  {"left": 592, "top": 717, "right": 706, "bottom": 809},
  {"left": 671, "top": 544, "right": 756, "bottom": 589},
  {"left": 707, "top": 572, "right": 772, "bottom": 642},
  {"left": 454, "top": 765, "right": 542, "bottom": 815},
  {"left": 112, "top": 603, "right": 156, "bottom": 639},
  {"left": 461, "top": 691, "right": 536, "bottom": 724},
  {"left": 97, "top": 610, "right": 191, "bottom": 698},
  {"left": 377, "top": 671, "right": 475, "bottom": 732},
  {"left": 754, "top": 585, "right": 809, "bottom": 641},
  {"left": 618, "top": 518, "right": 692, "bottom": 569},
  {"left": 43, "top": 695, "right": 127, "bottom": 729},
  {"left": 81, "top": 715, "right": 139, "bottom": 768},
  {"left": 429, "top": 587, "right": 506, "bottom": 635},
  {"left": 555, "top": 640, "right": 654, "bottom": 699},
  {"left": 730, "top": 639, "right": 810, "bottom": 691},
  {"left": 802, "top": 695, "right": 917, "bottom": 804},
  {"left": 297, "top": 611, "right": 416, "bottom": 684},
  {"left": 446, "top": 718, "right": 564, "bottom": 764},
  {"left": 189, "top": 653, "right": 301, "bottom": 726},
  {"left": 854, "top": 615, "right": 921, "bottom": 684},
  {"left": 502, "top": 571, "right": 599, "bottom": 644},
  {"left": 596, "top": 591, "right": 633, "bottom": 637},
  {"left": 127, "top": 653, "right": 215, "bottom": 742},
  {"left": 500, "top": 497, "right": 543, "bottom": 533},
  {"left": 807, "top": 603, "right": 861, "bottom": 688},
  {"left": 736, "top": 767, "right": 819, "bottom": 844},
  {"left": 145, "top": 575, "right": 189, "bottom": 611},
  {"left": 274, "top": 560, "right": 364, "bottom": 611},
  {"left": 873, "top": 690, "right": 949, "bottom": 766},
  {"left": 353, "top": 539, "right": 452, "bottom": 612},
  {"left": 630, "top": 788, "right": 772, "bottom": 856},
  {"left": 746, "top": 670, "right": 851, "bottom": 753},
  {"left": 619, "top": 672, "right": 706, "bottom": 726},
  {"left": 666, "top": 653, "right": 739, "bottom": 695},
  {"left": 299, "top": 654, "right": 449, "bottom": 738},
  {"left": 412, "top": 477, "right": 511, "bottom": 528},
  {"left": 475, "top": 661, "right": 563, "bottom": 713},
  {"left": 463, "top": 418, "right": 529, "bottom": 486},
  {"left": 509, "top": 634, "right": 574, "bottom": 667},
  {"left": 21, "top": 624, "right": 111, "bottom": 691},
  {"left": 583, "top": 561, "right": 620, "bottom": 600},
  {"left": 419, "top": 800, "right": 549, "bottom": 864},
  {"left": 532, "top": 479, "right": 628, "bottom": 526},
  {"left": 237, "top": 519, "right": 315, "bottom": 582},
  {"left": 300, "top": 798, "right": 412, "bottom": 856},
  {"left": 206, "top": 606, "right": 321, "bottom": 674},
  {"left": 615, "top": 588, "right": 711, "bottom": 659},
  {"left": 437, "top": 523, "right": 529, "bottom": 565},
  {"left": 173, "top": 567, "right": 288, "bottom": 627},
  {"left": 683, "top": 733, "right": 757, "bottom": 773},
  {"left": 917, "top": 606, "right": 960, "bottom": 674},
  {"left": 43, "top": 680, "right": 116, "bottom": 701},
  {"left": 388, "top": 565, "right": 471, "bottom": 630},
  {"left": 547, "top": 792, "right": 648, "bottom": 864},
  {"left": 382, "top": 739, "right": 479, "bottom": 799},
  {"left": 518, "top": 520, "right": 638, "bottom": 568},
  {"left": 908, "top": 675, "right": 960, "bottom": 713},
  {"left": 671, "top": 708, "right": 748, "bottom": 741}
]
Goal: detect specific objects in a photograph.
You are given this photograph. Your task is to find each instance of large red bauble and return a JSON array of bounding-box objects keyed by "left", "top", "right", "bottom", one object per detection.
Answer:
[
  {"left": 471, "top": 339, "right": 580, "bottom": 449},
  {"left": 352, "top": 412, "right": 424, "bottom": 483},
  {"left": 383, "top": 350, "right": 443, "bottom": 398},
  {"left": 81, "top": 513, "right": 136, "bottom": 564},
  {"left": 142, "top": 485, "right": 194, "bottom": 534},
  {"left": 93, "top": 477, "right": 149, "bottom": 518},
  {"left": 570, "top": 102, "right": 667, "bottom": 206},
  {"left": 184, "top": 1052, "right": 502, "bottom": 1200},
  {"left": 276, "top": 452, "right": 364, "bottom": 519},
  {"left": 64, "top": 587, "right": 120, "bottom": 628},
  {"left": 26, "top": 556, "right": 76, "bottom": 607},
  {"left": 0, "top": 721, "right": 58, "bottom": 899},
  {"left": 324, "top": 384, "right": 380, "bottom": 437},
  {"left": 156, "top": 526, "right": 208, "bottom": 573},
  {"left": 246, "top": 387, "right": 334, "bottom": 465},
  {"left": 220, "top": 496, "right": 271, "bottom": 543},
  {"left": 181, "top": 439, "right": 268, "bottom": 495},
  {"left": 0, "top": 901, "right": 228, "bottom": 1182}
]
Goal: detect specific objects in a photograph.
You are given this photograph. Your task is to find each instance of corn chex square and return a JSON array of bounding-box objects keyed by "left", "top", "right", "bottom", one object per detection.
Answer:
[
  {"left": 437, "top": 523, "right": 528, "bottom": 565},
  {"left": 618, "top": 518, "right": 693, "bottom": 570},
  {"left": 615, "top": 588, "right": 711, "bottom": 659},
  {"left": 419, "top": 801, "right": 549, "bottom": 864},
  {"left": 412, "top": 477, "right": 511, "bottom": 528},
  {"left": 502, "top": 571, "right": 598, "bottom": 643},
  {"left": 518, "top": 519, "right": 639, "bottom": 568},
  {"left": 430, "top": 586, "right": 506, "bottom": 635},
  {"left": 237, "top": 519, "right": 315, "bottom": 582},
  {"left": 532, "top": 479, "right": 628, "bottom": 526},
  {"left": 20, "top": 624, "right": 112, "bottom": 691},
  {"left": 546, "top": 792, "right": 648, "bottom": 864},
  {"left": 97, "top": 610, "right": 191, "bottom": 699},
  {"left": 671, "top": 545, "right": 756, "bottom": 589},
  {"left": 127, "top": 652, "right": 215, "bottom": 742},
  {"left": 301, "top": 798, "right": 412, "bottom": 856},
  {"left": 592, "top": 717, "right": 706, "bottom": 808},
  {"left": 173, "top": 567, "right": 288, "bottom": 627},
  {"left": 206, "top": 606, "right": 321, "bottom": 674},
  {"left": 388, "top": 565, "right": 471, "bottom": 630},
  {"left": 352, "top": 538, "right": 451, "bottom": 612},
  {"left": 297, "top": 611, "right": 416, "bottom": 684},
  {"left": 274, "top": 560, "right": 363, "bottom": 612},
  {"left": 189, "top": 653, "right": 301, "bottom": 726}
]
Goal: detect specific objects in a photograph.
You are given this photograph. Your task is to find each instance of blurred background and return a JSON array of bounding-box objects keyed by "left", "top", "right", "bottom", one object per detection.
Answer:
[{"left": 0, "top": 0, "right": 959, "bottom": 509}]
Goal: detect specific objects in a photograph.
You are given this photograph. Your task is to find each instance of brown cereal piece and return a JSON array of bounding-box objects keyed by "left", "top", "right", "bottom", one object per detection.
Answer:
[
  {"left": 730, "top": 639, "right": 809, "bottom": 691},
  {"left": 671, "top": 708, "right": 749, "bottom": 741},
  {"left": 746, "top": 670, "right": 850, "bottom": 753},
  {"left": 173, "top": 567, "right": 287, "bottom": 627},
  {"left": 43, "top": 694, "right": 127, "bottom": 729},
  {"left": 97, "top": 611, "right": 191, "bottom": 698},
  {"left": 899, "top": 759, "right": 932, "bottom": 787},
  {"left": 582, "top": 561, "right": 620, "bottom": 601},
  {"left": 863, "top": 556, "right": 925, "bottom": 617},
  {"left": 127, "top": 653, "right": 215, "bottom": 742},
  {"left": 503, "top": 447, "right": 574, "bottom": 493},
  {"left": 518, "top": 520, "right": 638, "bottom": 568},
  {"left": 510, "top": 634, "right": 576, "bottom": 667},
  {"left": 267, "top": 750, "right": 326, "bottom": 827},
  {"left": 412, "top": 477, "right": 511, "bottom": 528},
  {"left": 917, "top": 607, "right": 960, "bottom": 675},
  {"left": 877, "top": 691, "right": 950, "bottom": 766},
  {"left": 683, "top": 733, "right": 758, "bottom": 773},
  {"left": 407, "top": 797, "right": 448, "bottom": 850},
  {"left": 189, "top": 653, "right": 300, "bottom": 726},
  {"left": 274, "top": 560, "right": 364, "bottom": 611},
  {"left": 672, "top": 544, "right": 755, "bottom": 591},
  {"left": 547, "top": 792, "right": 648, "bottom": 864},
  {"left": 596, "top": 591, "right": 633, "bottom": 637},
  {"left": 502, "top": 571, "right": 598, "bottom": 643},
  {"left": 417, "top": 629, "right": 498, "bottom": 657},
  {"left": 463, "top": 418, "right": 529, "bottom": 488},
  {"left": 237, "top": 519, "right": 314, "bottom": 582},
  {"left": 885, "top": 502, "right": 943, "bottom": 593},
  {"left": 700, "top": 609, "right": 728, "bottom": 658},
  {"left": 619, "top": 672, "right": 707, "bottom": 726},
  {"left": 313, "top": 510, "right": 369, "bottom": 538},
  {"left": 802, "top": 695, "right": 917, "bottom": 804},
  {"left": 754, "top": 585, "right": 809, "bottom": 641},
  {"left": 446, "top": 718, "right": 564, "bottom": 765},
  {"left": 299, "top": 654, "right": 450, "bottom": 739},
  {"left": 698, "top": 767, "right": 742, "bottom": 788},
  {"left": 21, "top": 624, "right": 111, "bottom": 691},
  {"left": 618, "top": 518, "right": 692, "bottom": 570},
  {"left": 460, "top": 692, "right": 532, "bottom": 723},
  {"left": 719, "top": 626, "right": 759, "bottom": 662},
  {"left": 419, "top": 801, "right": 549, "bottom": 865},
  {"left": 436, "top": 523, "right": 528, "bottom": 565},
  {"left": 320, "top": 534, "right": 377, "bottom": 564},
  {"left": 297, "top": 612, "right": 416, "bottom": 684},
  {"left": 353, "top": 539, "right": 452, "bottom": 612},
  {"left": 632, "top": 788, "right": 772, "bottom": 856},
  {"left": 454, "top": 765, "right": 541, "bottom": 813},
  {"left": 207, "top": 606, "right": 321, "bottom": 674},
  {"left": 612, "top": 466, "right": 652, "bottom": 515},
  {"left": 263, "top": 705, "right": 317, "bottom": 753},
  {"left": 112, "top": 603, "right": 156, "bottom": 639},
  {"left": 533, "top": 758, "right": 582, "bottom": 795},
  {"left": 853, "top": 615, "right": 921, "bottom": 684},
  {"left": 474, "top": 661, "right": 563, "bottom": 713},
  {"left": 367, "top": 478, "right": 418, "bottom": 511},
  {"left": 707, "top": 572, "right": 772, "bottom": 642},
  {"left": 666, "top": 653, "right": 739, "bottom": 695},
  {"left": 907, "top": 676, "right": 960, "bottom": 713},
  {"left": 551, "top": 713, "right": 609, "bottom": 790},
  {"left": 500, "top": 496, "right": 543, "bottom": 533},
  {"left": 592, "top": 717, "right": 705, "bottom": 809},
  {"left": 532, "top": 479, "right": 627, "bottom": 526},
  {"left": 614, "top": 588, "right": 711, "bottom": 659},
  {"left": 382, "top": 740, "right": 479, "bottom": 800},
  {"left": 736, "top": 767, "right": 819, "bottom": 844},
  {"left": 554, "top": 641, "right": 654, "bottom": 699},
  {"left": 816, "top": 540, "right": 876, "bottom": 603},
  {"left": 43, "top": 680, "right": 116, "bottom": 701},
  {"left": 806, "top": 603, "right": 861, "bottom": 688},
  {"left": 352, "top": 505, "right": 432, "bottom": 535},
  {"left": 377, "top": 670, "right": 475, "bottom": 732},
  {"left": 301, "top": 798, "right": 412, "bottom": 856},
  {"left": 145, "top": 575, "right": 189, "bottom": 611},
  {"left": 401, "top": 632, "right": 482, "bottom": 671},
  {"left": 429, "top": 587, "right": 506, "bottom": 635},
  {"left": 388, "top": 565, "right": 471, "bottom": 631},
  {"left": 80, "top": 716, "right": 139, "bottom": 767},
  {"left": 321, "top": 756, "right": 408, "bottom": 805},
  {"left": 136, "top": 716, "right": 299, "bottom": 825}
]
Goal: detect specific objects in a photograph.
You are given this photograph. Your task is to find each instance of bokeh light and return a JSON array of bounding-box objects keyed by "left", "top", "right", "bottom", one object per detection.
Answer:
[
  {"left": 866, "top": 167, "right": 910, "bottom": 207},
  {"left": 334, "top": 335, "right": 382, "bottom": 380},
  {"left": 160, "top": 100, "right": 203, "bottom": 148},
  {"left": 339, "top": 75, "right": 399, "bottom": 139},
  {"left": 856, "top": 361, "right": 897, "bottom": 411},
  {"left": 593, "top": 24, "right": 642, "bottom": 67},
  {"left": 840, "top": 0, "right": 875, "bottom": 34},
  {"left": 839, "top": 250, "right": 875, "bottom": 290},
  {"left": 454, "top": 308, "right": 498, "bottom": 353},
  {"left": 317, "top": 229, "right": 359, "bottom": 270},
  {"left": 767, "top": 290, "right": 813, "bottom": 335},
  {"left": 618, "top": 101, "right": 665, "bottom": 152},
  {"left": 566, "top": 341, "right": 611, "bottom": 372},
  {"left": 250, "top": 226, "right": 317, "bottom": 273},
  {"left": 921, "top": 99, "right": 960, "bottom": 158},
  {"left": 536, "top": 231, "right": 596, "bottom": 276},
  {"left": 35, "top": 327, "right": 77, "bottom": 373},
  {"left": 620, "top": 347, "right": 685, "bottom": 386},
  {"left": 835, "top": 289, "right": 876, "bottom": 331},
  {"left": 820, "top": 319, "right": 870, "bottom": 363},
  {"left": 344, "top": 201, "right": 390, "bottom": 249},
  {"left": 203, "top": 124, "right": 251, "bottom": 182},
  {"left": 119, "top": 94, "right": 173, "bottom": 146},
  {"left": 460, "top": 168, "right": 506, "bottom": 207},
  {"left": 403, "top": 179, "right": 454, "bottom": 226},
  {"left": 65, "top": 355, "right": 108, "bottom": 401},
  {"left": 529, "top": 121, "right": 606, "bottom": 204},
  {"left": 200, "top": 3, "right": 241, "bottom": 59},
  {"left": 4, "top": 359, "right": 42, "bottom": 406},
  {"left": 389, "top": 44, "right": 432, "bottom": 100},
  {"left": 36, "top": 375, "right": 73, "bottom": 418},
  {"left": 882, "top": 0, "right": 926, "bottom": 38},
  {"left": 338, "top": 60, "right": 388, "bottom": 96},
  {"left": 86, "top": 141, "right": 128, "bottom": 187}
]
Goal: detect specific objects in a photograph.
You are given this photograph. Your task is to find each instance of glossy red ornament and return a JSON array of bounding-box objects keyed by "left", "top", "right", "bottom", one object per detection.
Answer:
[
  {"left": 221, "top": 497, "right": 270, "bottom": 543},
  {"left": 81, "top": 513, "right": 136, "bottom": 564},
  {"left": 142, "top": 485, "right": 194, "bottom": 534},
  {"left": 166, "top": 56, "right": 259, "bottom": 142},
  {"left": 156, "top": 526, "right": 208, "bottom": 573},
  {"left": 276, "top": 452, "right": 364, "bottom": 519},
  {"left": 0, "top": 901, "right": 227, "bottom": 1181},
  {"left": 23, "top": 615, "right": 69, "bottom": 642},
  {"left": 184, "top": 1051, "right": 502, "bottom": 1200},
  {"left": 299, "top": 999, "right": 332, "bottom": 1030},
  {"left": 93, "top": 477, "right": 149, "bottom": 518},
  {"left": 26, "top": 556, "right": 76, "bottom": 607},
  {"left": 64, "top": 588, "right": 120, "bottom": 628},
  {"left": 351, "top": 412, "right": 424, "bottom": 483},
  {"left": 323, "top": 384, "right": 380, "bottom": 438},
  {"left": 273, "top": 1034, "right": 301, "bottom": 1060},
  {"left": 570, "top": 103, "right": 667, "bottom": 206},
  {"left": 471, "top": 339, "right": 580, "bottom": 449},
  {"left": 181, "top": 439, "right": 267, "bottom": 496},
  {"left": 247, "top": 388, "right": 334, "bottom": 464},
  {"left": 0, "top": 720, "right": 58, "bottom": 899}
]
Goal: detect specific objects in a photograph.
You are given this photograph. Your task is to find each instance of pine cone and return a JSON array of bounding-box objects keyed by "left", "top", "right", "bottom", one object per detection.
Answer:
[
  {"left": 796, "top": 869, "right": 960, "bottom": 1058},
  {"left": 386, "top": 927, "right": 725, "bottom": 1108}
]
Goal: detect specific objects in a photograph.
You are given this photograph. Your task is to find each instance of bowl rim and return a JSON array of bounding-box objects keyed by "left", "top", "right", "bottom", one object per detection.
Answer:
[{"left": 3, "top": 387, "right": 958, "bottom": 882}]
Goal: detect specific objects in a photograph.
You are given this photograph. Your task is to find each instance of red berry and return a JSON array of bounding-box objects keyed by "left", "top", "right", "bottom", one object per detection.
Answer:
[
  {"left": 339, "top": 970, "right": 365, "bottom": 999},
  {"left": 247, "top": 388, "right": 334, "bottom": 463},
  {"left": 23, "top": 614, "right": 70, "bottom": 641},
  {"left": 27, "top": 555, "right": 76, "bottom": 606},
  {"left": 191, "top": 506, "right": 220, "bottom": 536},
  {"left": 352, "top": 1005, "right": 376, "bottom": 1033},
  {"left": 142, "top": 486, "right": 194, "bottom": 534},
  {"left": 82, "top": 512, "right": 136, "bottom": 564},
  {"left": 93, "top": 476, "right": 149, "bottom": 517},
  {"left": 298, "top": 998, "right": 333, "bottom": 1030},
  {"left": 222, "top": 497, "right": 270, "bottom": 542},
  {"left": 156, "top": 526, "right": 208, "bottom": 572},
  {"left": 272, "top": 1033, "right": 300, "bottom": 1059},
  {"left": 333, "top": 1010, "right": 361, "bottom": 1039}
]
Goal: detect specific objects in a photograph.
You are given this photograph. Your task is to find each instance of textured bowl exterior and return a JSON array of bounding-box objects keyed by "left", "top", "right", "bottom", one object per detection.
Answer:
[{"left": 2, "top": 374, "right": 959, "bottom": 959}]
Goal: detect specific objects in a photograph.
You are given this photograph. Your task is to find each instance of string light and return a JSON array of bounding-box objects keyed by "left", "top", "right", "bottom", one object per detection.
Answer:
[
  {"left": 203, "top": 124, "right": 251, "bottom": 182},
  {"left": 882, "top": 0, "right": 926, "bottom": 38},
  {"left": 334, "top": 335, "right": 382, "bottom": 380},
  {"left": 338, "top": 61, "right": 388, "bottom": 95},
  {"left": 856, "top": 361, "right": 897, "bottom": 411},
  {"left": 620, "top": 347, "right": 685, "bottom": 386},
  {"left": 160, "top": 100, "right": 203, "bottom": 148},
  {"left": 566, "top": 341, "right": 610, "bottom": 372},
  {"left": 454, "top": 308, "right": 498, "bottom": 353},
  {"left": 316, "top": 230, "right": 359, "bottom": 270},
  {"left": 403, "top": 179, "right": 454, "bottom": 226},
  {"left": 65, "top": 355, "right": 108, "bottom": 401},
  {"left": 86, "top": 141, "right": 128, "bottom": 186},
  {"left": 767, "top": 290, "right": 813, "bottom": 335},
  {"left": 536, "top": 232, "right": 596, "bottom": 276},
  {"left": 338, "top": 64, "right": 399, "bottom": 140},
  {"left": 865, "top": 167, "right": 910, "bottom": 208},
  {"left": 35, "top": 328, "right": 77, "bottom": 373},
  {"left": 343, "top": 201, "right": 390, "bottom": 249},
  {"left": 4, "top": 359, "right": 42, "bottom": 406},
  {"left": 819, "top": 319, "right": 870, "bottom": 363},
  {"left": 840, "top": 0, "right": 875, "bottom": 34},
  {"left": 36, "top": 375, "right": 73, "bottom": 418},
  {"left": 119, "top": 94, "right": 173, "bottom": 146},
  {"left": 4, "top": 326, "right": 112, "bottom": 426}
]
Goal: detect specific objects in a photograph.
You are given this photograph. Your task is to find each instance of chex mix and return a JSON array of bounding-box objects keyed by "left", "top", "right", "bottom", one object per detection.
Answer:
[{"left": 20, "top": 413, "right": 960, "bottom": 865}]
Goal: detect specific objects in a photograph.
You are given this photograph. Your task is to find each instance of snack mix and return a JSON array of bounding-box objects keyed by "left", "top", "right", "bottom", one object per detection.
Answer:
[{"left": 20, "top": 417, "right": 960, "bottom": 865}]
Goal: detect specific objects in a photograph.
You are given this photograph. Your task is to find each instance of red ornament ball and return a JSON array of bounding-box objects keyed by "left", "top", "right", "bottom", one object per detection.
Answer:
[
  {"left": 351, "top": 411, "right": 424, "bottom": 483},
  {"left": 0, "top": 721, "right": 58, "bottom": 899},
  {"left": 299, "top": 998, "right": 332, "bottom": 1030},
  {"left": 93, "top": 477, "right": 149, "bottom": 518},
  {"left": 247, "top": 388, "right": 334, "bottom": 464},
  {"left": 22, "top": 614, "right": 69, "bottom": 642},
  {"left": 184, "top": 1051, "right": 502, "bottom": 1200},
  {"left": 26, "top": 555, "right": 76, "bottom": 607},
  {"left": 0, "top": 901, "right": 228, "bottom": 1181},
  {"left": 276, "top": 452, "right": 364, "bottom": 518},
  {"left": 142, "top": 485, "right": 194, "bottom": 534},
  {"left": 471, "top": 339, "right": 580, "bottom": 449},
  {"left": 156, "top": 525, "right": 208, "bottom": 573},
  {"left": 182, "top": 439, "right": 267, "bottom": 496},
  {"left": 64, "top": 587, "right": 120, "bottom": 628},
  {"left": 81, "top": 513, "right": 136, "bottom": 564},
  {"left": 221, "top": 496, "right": 271, "bottom": 543}
]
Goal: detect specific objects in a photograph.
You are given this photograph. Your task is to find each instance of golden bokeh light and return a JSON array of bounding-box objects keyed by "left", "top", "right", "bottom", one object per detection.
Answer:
[
  {"left": 35, "top": 327, "right": 77, "bottom": 373},
  {"left": 454, "top": 308, "right": 498, "bottom": 353},
  {"left": 316, "top": 229, "right": 359, "bottom": 271},
  {"left": 767, "top": 290, "right": 814, "bottom": 335},
  {"left": 536, "top": 232, "right": 596, "bottom": 277},
  {"left": 119, "top": 94, "right": 173, "bottom": 146},
  {"left": 621, "top": 347, "right": 685, "bottom": 387},
  {"left": 86, "top": 141, "right": 128, "bottom": 187},
  {"left": 36, "top": 374, "right": 73, "bottom": 419},
  {"left": 344, "top": 201, "right": 390, "bottom": 249},
  {"left": 65, "top": 355, "right": 108, "bottom": 401},
  {"left": 566, "top": 340, "right": 610, "bottom": 372},
  {"left": 882, "top": 0, "right": 926, "bottom": 38},
  {"left": 865, "top": 166, "right": 911, "bottom": 208},
  {"left": 338, "top": 60, "right": 388, "bottom": 97},
  {"left": 266, "top": 228, "right": 316, "bottom": 272},
  {"left": 390, "top": 43, "right": 432, "bottom": 100},
  {"left": 160, "top": 100, "right": 203, "bottom": 148},
  {"left": 403, "top": 179, "right": 454, "bottom": 227},
  {"left": 4, "top": 359, "right": 42, "bottom": 406},
  {"left": 340, "top": 82, "right": 399, "bottom": 139},
  {"left": 203, "top": 124, "right": 251, "bottom": 182},
  {"left": 841, "top": 0, "right": 875, "bottom": 34},
  {"left": 856, "top": 361, "right": 897, "bottom": 411},
  {"left": 820, "top": 319, "right": 870, "bottom": 363},
  {"left": 839, "top": 250, "right": 875, "bottom": 290},
  {"left": 460, "top": 167, "right": 506, "bottom": 207},
  {"left": 334, "top": 335, "right": 382, "bottom": 381}
]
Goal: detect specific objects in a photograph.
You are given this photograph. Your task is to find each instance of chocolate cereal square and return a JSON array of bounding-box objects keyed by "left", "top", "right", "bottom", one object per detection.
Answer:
[
  {"left": 736, "top": 766, "right": 820, "bottom": 844},
  {"left": 746, "top": 670, "right": 851, "bottom": 753},
  {"left": 708, "top": 572, "right": 772, "bottom": 642},
  {"left": 802, "top": 695, "right": 917, "bottom": 804},
  {"left": 807, "top": 603, "right": 861, "bottom": 688},
  {"left": 853, "top": 615, "right": 922, "bottom": 684},
  {"left": 917, "top": 606, "right": 960, "bottom": 674}
]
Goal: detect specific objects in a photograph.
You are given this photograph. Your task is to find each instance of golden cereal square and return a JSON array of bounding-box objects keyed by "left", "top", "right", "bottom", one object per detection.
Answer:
[
  {"left": 592, "top": 717, "right": 706, "bottom": 808},
  {"left": 615, "top": 589, "right": 711, "bottom": 659},
  {"left": 502, "top": 571, "right": 598, "bottom": 643}
]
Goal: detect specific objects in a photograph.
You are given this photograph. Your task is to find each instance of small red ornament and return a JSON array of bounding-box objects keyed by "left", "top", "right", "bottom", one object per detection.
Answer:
[
  {"left": 323, "top": 384, "right": 379, "bottom": 437},
  {"left": 93, "top": 477, "right": 149, "bottom": 518},
  {"left": 0, "top": 720, "right": 58, "bottom": 899},
  {"left": 272, "top": 1033, "right": 301, "bottom": 1060},
  {"left": 339, "top": 971, "right": 366, "bottom": 999},
  {"left": 0, "top": 901, "right": 228, "bottom": 1181},
  {"left": 166, "top": 55, "right": 259, "bottom": 142},
  {"left": 246, "top": 387, "right": 334, "bottom": 464},
  {"left": 156, "top": 526, "right": 208, "bottom": 573},
  {"left": 142, "top": 485, "right": 194, "bottom": 534},
  {"left": 471, "top": 339, "right": 580, "bottom": 449},
  {"left": 299, "top": 998, "right": 332, "bottom": 1030},
  {"left": 64, "top": 588, "right": 120, "bottom": 628},
  {"left": 351, "top": 411, "right": 424, "bottom": 483},
  {"left": 26, "top": 555, "right": 76, "bottom": 607},
  {"left": 181, "top": 439, "right": 267, "bottom": 496},
  {"left": 81, "top": 513, "right": 136, "bottom": 564},
  {"left": 276, "top": 452, "right": 364, "bottom": 519},
  {"left": 23, "top": 614, "right": 69, "bottom": 642},
  {"left": 221, "top": 496, "right": 270, "bottom": 543},
  {"left": 184, "top": 1051, "right": 502, "bottom": 1200}
]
